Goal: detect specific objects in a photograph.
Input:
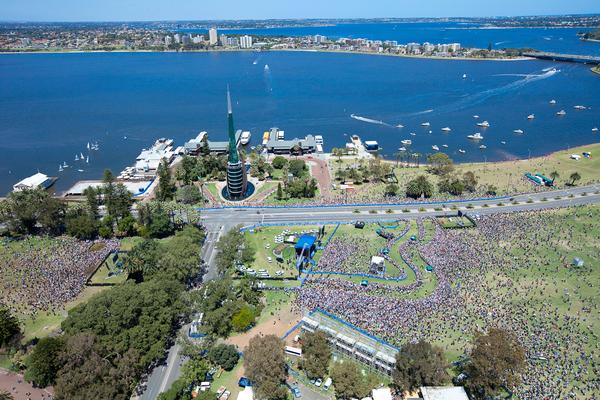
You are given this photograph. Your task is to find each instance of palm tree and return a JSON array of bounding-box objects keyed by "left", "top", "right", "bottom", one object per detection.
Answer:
[
  {"left": 569, "top": 171, "right": 581, "bottom": 186},
  {"left": 549, "top": 170, "right": 559, "bottom": 183},
  {"left": 0, "top": 390, "right": 14, "bottom": 400}
]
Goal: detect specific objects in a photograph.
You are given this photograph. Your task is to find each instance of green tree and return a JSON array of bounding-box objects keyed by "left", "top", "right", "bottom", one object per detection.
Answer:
[
  {"left": 392, "top": 340, "right": 449, "bottom": 393},
  {"left": 231, "top": 305, "right": 256, "bottom": 332},
  {"left": 4, "top": 188, "right": 66, "bottom": 235},
  {"left": 178, "top": 155, "right": 198, "bottom": 185},
  {"left": 156, "top": 158, "right": 176, "bottom": 201},
  {"left": 176, "top": 185, "right": 203, "bottom": 205},
  {"left": 288, "top": 159, "right": 307, "bottom": 178},
  {"left": 181, "top": 356, "right": 209, "bottom": 385},
  {"left": 0, "top": 390, "right": 13, "bottom": 400},
  {"left": 25, "top": 337, "right": 65, "bottom": 387},
  {"left": 331, "top": 361, "right": 371, "bottom": 399},
  {"left": 208, "top": 344, "right": 240, "bottom": 371},
  {"left": 276, "top": 182, "right": 284, "bottom": 200},
  {"left": 83, "top": 186, "right": 100, "bottom": 218},
  {"left": 0, "top": 306, "right": 20, "bottom": 348},
  {"left": 427, "top": 153, "right": 454, "bottom": 175},
  {"left": 438, "top": 176, "right": 465, "bottom": 196},
  {"left": 462, "top": 171, "right": 478, "bottom": 192},
  {"left": 300, "top": 331, "right": 331, "bottom": 379},
  {"left": 65, "top": 211, "right": 98, "bottom": 240},
  {"left": 122, "top": 239, "right": 160, "bottom": 281},
  {"left": 466, "top": 328, "right": 525, "bottom": 399},
  {"left": 549, "top": 170, "right": 560, "bottom": 183},
  {"left": 271, "top": 156, "right": 288, "bottom": 169},
  {"left": 406, "top": 175, "right": 433, "bottom": 199},
  {"left": 147, "top": 207, "right": 175, "bottom": 239},
  {"left": 384, "top": 183, "right": 399, "bottom": 197},
  {"left": 116, "top": 214, "right": 137, "bottom": 237},
  {"left": 569, "top": 171, "right": 581, "bottom": 186},
  {"left": 244, "top": 335, "right": 287, "bottom": 400}
]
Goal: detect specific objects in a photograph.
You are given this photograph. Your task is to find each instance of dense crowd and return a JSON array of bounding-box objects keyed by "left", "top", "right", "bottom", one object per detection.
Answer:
[
  {"left": 0, "top": 237, "right": 119, "bottom": 317},
  {"left": 294, "top": 209, "right": 600, "bottom": 399}
]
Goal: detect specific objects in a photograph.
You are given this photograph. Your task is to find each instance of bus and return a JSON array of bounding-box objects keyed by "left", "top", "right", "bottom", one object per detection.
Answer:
[{"left": 285, "top": 346, "right": 302, "bottom": 357}]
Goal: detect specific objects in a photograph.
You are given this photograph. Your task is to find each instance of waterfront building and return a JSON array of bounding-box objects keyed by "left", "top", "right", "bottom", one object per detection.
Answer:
[
  {"left": 449, "top": 43, "right": 461, "bottom": 52},
  {"left": 192, "top": 35, "right": 204, "bottom": 44},
  {"left": 173, "top": 33, "right": 181, "bottom": 44},
  {"left": 314, "top": 34, "right": 327, "bottom": 44},
  {"left": 219, "top": 34, "right": 228, "bottom": 46},
  {"left": 225, "top": 88, "right": 248, "bottom": 199},
  {"left": 227, "top": 36, "right": 239, "bottom": 47},
  {"left": 209, "top": 27, "right": 218, "bottom": 46},
  {"left": 13, "top": 172, "right": 54, "bottom": 192},
  {"left": 423, "top": 42, "right": 435, "bottom": 52},
  {"left": 181, "top": 35, "right": 191, "bottom": 46},
  {"left": 240, "top": 35, "right": 253, "bottom": 49},
  {"left": 164, "top": 36, "right": 172, "bottom": 46}
]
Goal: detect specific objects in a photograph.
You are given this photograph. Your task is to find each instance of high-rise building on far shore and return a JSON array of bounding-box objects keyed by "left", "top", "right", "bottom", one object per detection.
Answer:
[
  {"left": 225, "top": 87, "right": 248, "bottom": 199},
  {"left": 209, "top": 27, "right": 218, "bottom": 46},
  {"left": 240, "top": 35, "right": 253, "bottom": 49}
]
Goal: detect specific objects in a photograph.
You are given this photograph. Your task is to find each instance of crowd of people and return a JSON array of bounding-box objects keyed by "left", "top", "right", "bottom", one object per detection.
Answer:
[
  {"left": 294, "top": 209, "right": 600, "bottom": 399},
  {"left": 0, "top": 237, "right": 119, "bottom": 318}
]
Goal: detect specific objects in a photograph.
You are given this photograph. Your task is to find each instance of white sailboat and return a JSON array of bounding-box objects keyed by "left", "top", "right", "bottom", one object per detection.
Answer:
[
  {"left": 80, "top": 152, "right": 84, "bottom": 159},
  {"left": 462, "top": 73, "right": 467, "bottom": 79},
  {"left": 432, "top": 145, "right": 440, "bottom": 151},
  {"left": 59, "top": 164, "right": 63, "bottom": 172},
  {"left": 75, "top": 154, "right": 79, "bottom": 161},
  {"left": 87, "top": 142, "right": 90, "bottom": 150},
  {"left": 86, "top": 156, "right": 89, "bottom": 164},
  {"left": 63, "top": 162, "right": 69, "bottom": 168}
]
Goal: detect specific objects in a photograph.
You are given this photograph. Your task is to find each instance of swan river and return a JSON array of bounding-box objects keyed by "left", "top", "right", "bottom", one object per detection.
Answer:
[{"left": 1, "top": 23, "right": 599, "bottom": 193}]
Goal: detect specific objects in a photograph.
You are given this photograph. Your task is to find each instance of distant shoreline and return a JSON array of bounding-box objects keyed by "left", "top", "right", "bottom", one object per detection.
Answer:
[{"left": 0, "top": 47, "right": 533, "bottom": 62}]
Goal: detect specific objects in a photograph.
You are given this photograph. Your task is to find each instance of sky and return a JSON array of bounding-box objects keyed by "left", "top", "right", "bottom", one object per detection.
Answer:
[{"left": 1, "top": 0, "right": 598, "bottom": 22}]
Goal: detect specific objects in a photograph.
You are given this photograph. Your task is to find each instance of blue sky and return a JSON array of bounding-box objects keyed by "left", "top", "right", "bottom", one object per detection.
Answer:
[{"left": 1, "top": 0, "right": 598, "bottom": 22}]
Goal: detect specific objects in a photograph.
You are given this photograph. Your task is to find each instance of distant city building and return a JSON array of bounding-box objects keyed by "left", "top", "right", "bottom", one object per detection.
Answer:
[
  {"left": 449, "top": 43, "right": 461, "bottom": 52},
  {"left": 181, "top": 35, "right": 191, "bottom": 46},
  {"left": 314, "top": 34, "right": 327, "bottom": 44},
  {"left": 423, "top": 42, "right": 435, "bottom": 52},
  {"left": 192, "top": 35, "right": 204, "bottom": 44},
  {"left": 164, "top": 35, "right": 172, "bottom": 46},
  {"left": 173, "top": 33, "right": 181, "bottom": 44},
  {"left": 219, "top": 34, "right": 228, "bottom": 46},
  {"left": 227, "top": 36, "right": 239, "bottom": 47},
  {"left": 240, "top": 35, "right": 253, "bottom": 49},
  {"left": 209, "top": 27, "right": 218, "bottom": 46}
]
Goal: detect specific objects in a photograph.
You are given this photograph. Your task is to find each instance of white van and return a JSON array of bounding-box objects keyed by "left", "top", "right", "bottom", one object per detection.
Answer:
[{"left": 323, "top": 378, "right": 332, "bottom": 391}]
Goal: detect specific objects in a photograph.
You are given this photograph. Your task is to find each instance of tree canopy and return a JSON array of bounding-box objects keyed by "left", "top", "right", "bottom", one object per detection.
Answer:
[
  {"left": 465, "top": 328, "right": 525, "bottom": 399},
  {"left": 0, "top": 306, "right": 20, "bottom": 348},
  {"left": 244, "top": 335, "right": 288, "bottom": 400},
  {"left": 406, "top": 175, "right": 434, "bottom": 199},
  {"left": 208, "top": 344, "right": 240, "bottom": 371},
  {"left": 392, "top": 340, "right": 449, "bottom": 393},
  {"left": 300, "top": 331, "right": 331, "bottom": 379}
]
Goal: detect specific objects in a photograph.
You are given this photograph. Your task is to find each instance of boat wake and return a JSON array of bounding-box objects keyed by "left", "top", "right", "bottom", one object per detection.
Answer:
[
  {"left": 402, "top": 108, "right": 434, "bottom": 117},
  {"left": 350, "top": 114, "right": 386, "bottom": 125}
]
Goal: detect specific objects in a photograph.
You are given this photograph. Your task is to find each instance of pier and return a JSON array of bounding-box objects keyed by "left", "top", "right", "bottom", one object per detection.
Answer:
[{"left": 523, "top": 52, "right": 600, "bottom": 64}]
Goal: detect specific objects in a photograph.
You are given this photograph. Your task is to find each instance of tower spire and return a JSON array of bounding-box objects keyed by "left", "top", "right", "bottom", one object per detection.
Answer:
[
  {"left": 226, "top": 86, "right": 239, "bottom": 164},
  {"left": 227, "top": 84, "right": 232, "bottom": 115}
]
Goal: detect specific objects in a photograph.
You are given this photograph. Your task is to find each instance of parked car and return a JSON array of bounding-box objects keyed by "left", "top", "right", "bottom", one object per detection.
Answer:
[
  {"left": 315, "top": 378, "right": 323, "bottom": 387},
  {"left": 291, "top": 387, "right": 302, "bottom": 398}
]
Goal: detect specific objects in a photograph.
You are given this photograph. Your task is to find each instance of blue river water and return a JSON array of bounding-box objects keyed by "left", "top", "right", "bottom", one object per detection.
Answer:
[
  {"left": 0, "top": 49, "right": 599, "bottom": 194},
  {"left": 213, "top": 22, "right": 600, "bottom": 56}
]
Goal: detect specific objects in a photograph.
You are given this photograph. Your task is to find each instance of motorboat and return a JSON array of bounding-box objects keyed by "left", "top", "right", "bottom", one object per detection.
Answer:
[
  {"left": 527, "top": 114, "right": 535, "bottom": 120},
  {"left": 421, "top": 122, "right": 431, "bottom": 127},
  {"left": 549, "top": 99, "right": 557, "bottom": 104},
  {"left": 62, "top": 162, "right": 68, "bottom": 168},
  {"left": 240, "top": 131, "right": 251, "bottom": 145},
  {"left": 401, "top": 139, "right": 412, "bottom": 145},
  {"left": 556, "top": 110, "right": 566, "bottom": 116},
  {"left": 574, "top": 105, "right": 587, "bottom": 110},
  {"left": 592, "top": 127, "right": 599, "bottom": 132},
  {"left": 467, "top": 133, "right": 484, "bottom": 140},
  {"left": 476, "top": 120, "right": 490, "bottom": 128},
  {"left": 409, "top": 132, "right": 416, "bottom": 136},
  {"left": 396, "top": 124, "right": 404, "bottom": 128},
  {"left": 432, "top": 145, "right": 440, "bottom": 151},
  {"left": 442, "top": 144, "right": 448, "bottom": 148},
  {"left": 501, "top": 141, "right": 507, "bottom": 145},
  {"left": 441, "top": 127, "right": 451, "bottom": 132},
  {"left": 77, "top": 169, "right": 84, "bottom": 172},
  {"left": 462, "top": 73, "right": 467, "bottom": 79},
  {"left": 513, "top": 129, "right": 524, "bottom": 134},
  {"left": 75, "top": 154, "right": 79, "bottom": 161},
  {"left": 264, "top": 64, "right": 270, "bottom": 71},
  {"left": 479, "top": 145, "right": 487, "bottom": 149},
  {"left": 398, "top": 147, "right": 407, "bottom": 152},
  {"left": 473, "top": 115, "right": 480, "bottom": 119},
  {"left": 458, "top": 149, "right": 466, "bottom": 154},
  {"left": 428, "top": 130, "right": 432, "bottom": 134}
]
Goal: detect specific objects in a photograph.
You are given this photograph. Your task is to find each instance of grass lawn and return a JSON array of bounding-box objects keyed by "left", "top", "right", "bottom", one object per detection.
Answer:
[
  {"left": 262, "top": 188, "right": 322, "bottom": 205},
  {"left": 329, "top": 142, "right": 600, "bottom": 199},
  {"left": 210, "top": 359, "right": 244, "bottom": 400},
  {"left": 20, "top": 285, "right": 109, "bottom": 342},
  {"left": 244, "top": 225, "right": 329, "bottom": 278},
  {"left": 252, "top": 181, "right": 279, "bottom": 198},
  {"left": 89, "top": 256, "right": 127, "bottom": 285},
  {"left": 257, "top": 291, "right": 296, "bottom": 326},
  {"left": 205, "top": 182, "right": 222, "bottom": 200}
]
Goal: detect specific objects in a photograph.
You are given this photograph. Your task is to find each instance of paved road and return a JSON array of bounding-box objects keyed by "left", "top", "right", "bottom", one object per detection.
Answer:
[
  {"left": 136, "top": 226, "right": 223, "bottom": 400},
  {"left": 136, "top": 183, "right": 600, "bottom": 399}
]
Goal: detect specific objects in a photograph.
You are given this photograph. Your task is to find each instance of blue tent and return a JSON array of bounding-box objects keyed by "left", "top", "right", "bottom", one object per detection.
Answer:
[{"left": 295, "top": 235, "right": 317, "bottom": 257}]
